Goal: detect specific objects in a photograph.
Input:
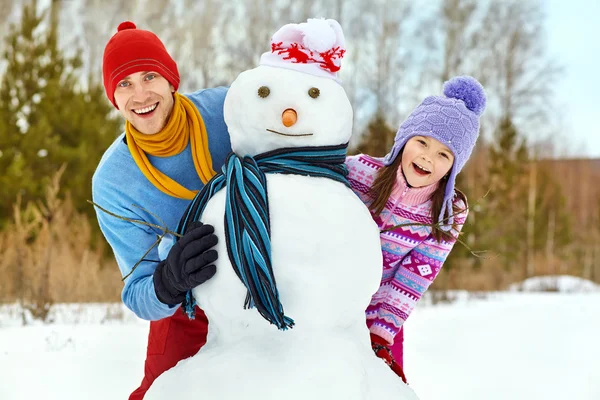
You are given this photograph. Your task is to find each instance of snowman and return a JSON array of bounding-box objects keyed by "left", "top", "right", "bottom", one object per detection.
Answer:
[{"left": 146, "top": 19, "right": 419, "bottom": 400}]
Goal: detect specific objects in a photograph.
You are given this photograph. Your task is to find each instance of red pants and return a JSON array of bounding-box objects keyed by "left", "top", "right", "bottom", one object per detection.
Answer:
[
  {"left": 129, "top": 306, "right": 209, "bottom": 400},
  {"left": 367, "top": 319, "right": 405, "bottom": 369},
  {"left": 389, "top": 327, "right": 404, "bottom": 369}
]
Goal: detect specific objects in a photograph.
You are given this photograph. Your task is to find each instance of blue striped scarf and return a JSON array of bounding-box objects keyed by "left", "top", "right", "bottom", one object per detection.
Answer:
[{"left": 177, "top": 144, "right": 349, "bottom": 330}]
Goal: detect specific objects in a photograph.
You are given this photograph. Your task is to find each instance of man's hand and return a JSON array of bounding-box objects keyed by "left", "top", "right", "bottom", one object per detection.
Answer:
[
  {"left": 371, "top": 333, "right": 408, "bottom": 384},
  {"left": 153, "top": 222, "right": 218, "bottom": 305}
]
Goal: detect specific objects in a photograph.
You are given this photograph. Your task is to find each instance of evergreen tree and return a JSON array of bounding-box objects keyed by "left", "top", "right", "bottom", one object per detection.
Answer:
[
  {"left": 0, "top": 2, "right": 121, "bottom": 227},
  {"left": 446, "top": 126, "right": 574, "bottom": 280},
  {"left": 476, "top": 116, "right": 529, "bottom": 271},
  {"left": 532, "top": 167, "right": 572, "bottom": 254},
  {"left": 353, "top": 111, "right": 395, "bottom": 157},
  {"left": 444, "top": 141, "right": 489, "bottom": 270}
]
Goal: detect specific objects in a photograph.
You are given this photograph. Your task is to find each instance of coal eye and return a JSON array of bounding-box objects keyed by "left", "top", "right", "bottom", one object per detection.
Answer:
[
  {"left": 308, "top": 87, "right": 320, "bottom": 98},
  {"left": 258, "top": 86, "right": 270, "bottom": 98}
]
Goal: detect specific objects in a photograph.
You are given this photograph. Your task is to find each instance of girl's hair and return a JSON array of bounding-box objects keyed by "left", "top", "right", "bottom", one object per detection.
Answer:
[{"left": 367, "top": 151, "right": 467, "bottom": 243}]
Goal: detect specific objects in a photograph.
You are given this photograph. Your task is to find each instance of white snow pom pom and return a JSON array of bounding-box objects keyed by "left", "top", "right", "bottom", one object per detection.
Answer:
[{"left": 299, "top": 18, "right": 337, "bottom": 53}]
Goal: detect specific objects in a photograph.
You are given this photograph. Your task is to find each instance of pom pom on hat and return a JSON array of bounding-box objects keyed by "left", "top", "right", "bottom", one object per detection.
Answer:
[
  {"left": 118, "top": 21, "right": 137, "bottom": 31},
  {"left": 443, "top": 76, "right": 486, "bottom": 116},
  {"left": 299, "top": 18, "right": 339, "bottom": 53}
]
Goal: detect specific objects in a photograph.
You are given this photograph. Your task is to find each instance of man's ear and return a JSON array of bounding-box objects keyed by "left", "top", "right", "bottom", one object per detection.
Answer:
[{"left": 170, "top": 84, "right": 175, "bottom": 93}]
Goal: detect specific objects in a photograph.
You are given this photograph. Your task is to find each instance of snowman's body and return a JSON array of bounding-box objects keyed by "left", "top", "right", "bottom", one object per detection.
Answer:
[{"left": 147, "top": 59, "right": 419, "bottom": 399}]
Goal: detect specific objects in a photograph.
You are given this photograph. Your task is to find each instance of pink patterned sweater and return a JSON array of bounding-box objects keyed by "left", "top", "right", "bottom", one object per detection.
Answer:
[{"left": 346, "top": 154, "right": 468, "bottom": 345}]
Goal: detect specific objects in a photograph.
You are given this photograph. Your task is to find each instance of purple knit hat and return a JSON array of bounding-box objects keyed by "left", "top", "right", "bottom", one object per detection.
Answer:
[{"left": 382, "top": 76, "right": 486, "bottom": 231}]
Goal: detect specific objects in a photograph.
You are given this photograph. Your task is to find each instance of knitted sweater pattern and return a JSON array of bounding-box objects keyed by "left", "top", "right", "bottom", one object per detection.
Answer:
[{"left": 346, "top": 154, "right": 468, "bottom": 344}]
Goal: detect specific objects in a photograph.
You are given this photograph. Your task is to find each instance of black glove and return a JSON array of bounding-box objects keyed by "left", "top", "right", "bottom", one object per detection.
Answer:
[{"left": 153, "top": 222, "right": 218, "bottom": 306}]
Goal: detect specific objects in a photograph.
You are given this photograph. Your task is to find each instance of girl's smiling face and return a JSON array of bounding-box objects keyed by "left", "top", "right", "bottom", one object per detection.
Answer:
[{"left": 401, "top": 135, "right": 455, "bottom": 187}]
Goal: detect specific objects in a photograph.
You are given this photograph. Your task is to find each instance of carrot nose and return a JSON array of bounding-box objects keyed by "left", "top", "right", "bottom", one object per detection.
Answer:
[{"left": 282, "top": 108, "right": 297, "bottom": 127}]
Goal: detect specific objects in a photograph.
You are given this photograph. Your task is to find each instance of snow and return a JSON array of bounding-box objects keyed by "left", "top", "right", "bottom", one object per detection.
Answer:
[
  {"left": 0, "top": 304, "right": 148, "bottom": 399},
  {"left": 144, "top": 62, "right": 415, "bottom": 399},
  {"left": 222, "top": 65, "right": 353, "bottom": 157},
  {"left": 406, "top": 292, "right": 600, "bottom": 400},
  {"left": 508, "top": 275, "right": 600, "bottom": 293},
  {"left": 1, "top": 292, "right": 599, "bottom": 399},
  {"left": 147, "top": 174, "right": 404, "bottom": 399}
]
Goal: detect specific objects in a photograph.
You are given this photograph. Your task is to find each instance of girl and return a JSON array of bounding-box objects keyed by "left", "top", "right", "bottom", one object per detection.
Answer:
[{"left": 346, "top": 76, "right": 486, "bottom": 382}]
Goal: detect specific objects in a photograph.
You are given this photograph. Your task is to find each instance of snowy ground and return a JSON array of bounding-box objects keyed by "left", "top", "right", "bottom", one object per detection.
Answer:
[
  {"left": 1, "top": 290, "right": 599, "bottom": 400},
  {"left": 405, "top": 291, "right": 600, "bottom": 400}
]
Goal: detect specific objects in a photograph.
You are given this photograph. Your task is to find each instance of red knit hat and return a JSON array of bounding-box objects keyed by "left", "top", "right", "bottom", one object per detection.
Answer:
[{"left": 102, "top": 21, "right": 180, "bottom": 108}]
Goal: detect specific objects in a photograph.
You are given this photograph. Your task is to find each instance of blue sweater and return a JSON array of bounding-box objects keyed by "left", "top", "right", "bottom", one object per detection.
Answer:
[{"left": 92, "top": 88, "right": 232, "bottom": 320}]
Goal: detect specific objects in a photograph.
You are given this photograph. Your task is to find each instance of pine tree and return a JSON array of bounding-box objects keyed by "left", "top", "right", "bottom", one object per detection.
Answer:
[
  {"left": 353, "top": 111, "right": 395, "bottom": 157},
  {"left": 0, "top": 1, "right": 121, "bottom": 227},
  {"left": 446, "top": 124, "right": 575, "bottom": 281},
  {"left": 532, "top": 167, "right": 572, "bottom": 269},
  {"left": 479, "top": 116, "right": 530, "bottom": 271},
  {"left": 443, "top": 141, "right": 488, "bottom": 270}
]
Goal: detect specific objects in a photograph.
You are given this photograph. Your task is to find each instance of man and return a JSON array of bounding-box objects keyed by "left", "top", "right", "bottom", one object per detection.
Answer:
[{"left": 92, "top": 21, "right": 231, "bottom": 399}]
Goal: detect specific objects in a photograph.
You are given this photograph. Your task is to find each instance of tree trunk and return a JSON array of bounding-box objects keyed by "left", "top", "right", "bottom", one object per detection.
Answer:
[
  {"left": 546, "top": 208, "right": 556, "bottom": 275},
  {"left": 526, "top": 160, "right": 536, "bottom": 277}
]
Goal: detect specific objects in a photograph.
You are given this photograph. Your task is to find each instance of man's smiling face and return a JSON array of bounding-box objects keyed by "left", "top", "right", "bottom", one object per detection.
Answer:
[{"left": 113, "top": 71, "right": 175, "bottom": 135}]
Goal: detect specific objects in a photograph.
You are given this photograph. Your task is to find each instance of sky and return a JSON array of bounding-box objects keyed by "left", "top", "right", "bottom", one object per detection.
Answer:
[{"left": 545, "top": 0, "right": 600, "bottom": 158}]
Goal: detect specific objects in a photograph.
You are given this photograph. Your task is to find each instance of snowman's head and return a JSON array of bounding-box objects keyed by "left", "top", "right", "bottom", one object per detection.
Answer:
[
  {"left": 223, "top": 65, "right": 352, "bottom": 156},
  {"left": 223, "top": 18, "right": 352, "bottom": 157}
]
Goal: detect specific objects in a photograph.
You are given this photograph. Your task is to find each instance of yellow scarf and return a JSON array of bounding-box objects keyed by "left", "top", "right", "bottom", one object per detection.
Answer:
[{"left": 125, "top": 93, "right": 216, "bottom": 200}]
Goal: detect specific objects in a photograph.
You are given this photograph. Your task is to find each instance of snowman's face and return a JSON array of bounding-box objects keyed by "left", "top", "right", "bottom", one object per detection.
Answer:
[{"left": 223, "top": 65, "right": 353, "bottom": 157}]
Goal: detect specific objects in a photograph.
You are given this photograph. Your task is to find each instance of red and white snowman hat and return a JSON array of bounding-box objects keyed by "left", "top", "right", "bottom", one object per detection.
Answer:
[{"left": 259, "top": 18, "right": 346, "bottom": 83}]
